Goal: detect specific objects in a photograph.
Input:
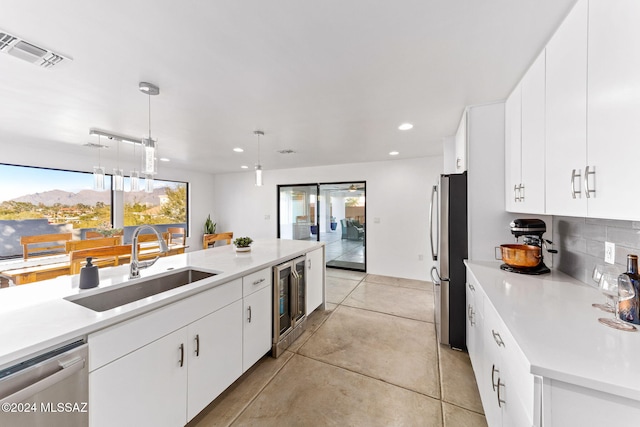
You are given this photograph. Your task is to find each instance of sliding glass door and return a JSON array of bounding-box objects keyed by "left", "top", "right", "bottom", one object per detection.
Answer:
[{"left": 277, "top": 182, "right": 366, "bottom": 272}]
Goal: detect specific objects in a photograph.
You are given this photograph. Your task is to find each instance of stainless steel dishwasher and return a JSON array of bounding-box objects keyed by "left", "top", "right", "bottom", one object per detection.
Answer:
[{"left": 0, "top": 339, "right": 88, "bottom": 427}]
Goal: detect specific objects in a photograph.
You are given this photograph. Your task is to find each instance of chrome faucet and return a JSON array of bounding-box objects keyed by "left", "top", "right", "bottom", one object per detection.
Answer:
[{"left": 129, "top": 225, "right": 169, "bottom": 279}]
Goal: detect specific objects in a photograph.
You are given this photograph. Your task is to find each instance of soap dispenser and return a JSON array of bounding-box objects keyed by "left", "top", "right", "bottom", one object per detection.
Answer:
[{"left": 79, "top": 257, "right": 99, "bottom": 289}]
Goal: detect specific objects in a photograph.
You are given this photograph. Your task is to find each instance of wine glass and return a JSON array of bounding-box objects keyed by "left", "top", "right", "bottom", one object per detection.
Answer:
[
  {"left": 598, "top": 273, "right": 637, "bottom": 332},
  {"left": 592, "top": 264, "right": 616, "bottom": 313}
]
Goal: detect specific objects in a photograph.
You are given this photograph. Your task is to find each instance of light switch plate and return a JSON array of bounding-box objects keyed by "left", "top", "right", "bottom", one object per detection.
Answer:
[{"left": 605, "top": 242, "right": 615, "bottom": 264}]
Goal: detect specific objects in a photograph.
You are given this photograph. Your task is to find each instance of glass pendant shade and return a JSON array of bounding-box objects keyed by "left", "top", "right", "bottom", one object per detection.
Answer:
[
  {"left": 130, "top": 170, "right": 140, "bottom": 192},
  {"left": 255, "top": 164, "right": 263, "bottom": 187},
  {"left": 145, "top": 174, "right": 154, "bottom": 193},
  {"left": 93, "top": 166, "right": 105, "bottom": 191},
  {"left": 113, "top": 169, "right": 124, "bottom": 191},
  {"left": 143, "top": 138, "right": 157, "bottom": 175}
]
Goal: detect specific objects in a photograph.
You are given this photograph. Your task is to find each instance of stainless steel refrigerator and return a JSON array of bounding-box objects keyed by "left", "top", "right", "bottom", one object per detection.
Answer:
[{"left": 429, "top": 172, "right": 467, "bottom": 350}]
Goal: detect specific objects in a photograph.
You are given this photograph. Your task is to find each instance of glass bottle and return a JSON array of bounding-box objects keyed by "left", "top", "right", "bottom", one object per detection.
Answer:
[{"left": 619, "top": 254, "right": 640, "bottom": 324}]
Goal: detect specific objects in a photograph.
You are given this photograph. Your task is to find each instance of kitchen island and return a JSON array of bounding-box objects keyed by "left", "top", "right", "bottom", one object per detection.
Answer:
[
  {"left": 0, "top": 239, "right": 325, "bottom": 426},
  {"left": 465, "top": 260, "right": 640, "bottom": 426}
]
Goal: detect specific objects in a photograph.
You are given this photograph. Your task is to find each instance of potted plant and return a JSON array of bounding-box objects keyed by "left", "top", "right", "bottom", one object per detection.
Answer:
[
  {"left": 96, "top": 222, "right": 123, "bottom": 237},
  {"left": 233, "top": 236, "right": 253, "bottom": 252},
  {"left": 330, "top": 216, "right": 337, "bottom": 231},
  {"left": 204, "top": 214, "right": 216, "bottom": 235}
]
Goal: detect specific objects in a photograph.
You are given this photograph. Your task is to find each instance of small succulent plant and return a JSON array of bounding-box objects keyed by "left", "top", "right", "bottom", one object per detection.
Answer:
[
  {"left": 204, "top": 214, "right": 216, "bottom": 234},
  {"left": 233, "top": 237, "right": 253, "bottom": 247}
]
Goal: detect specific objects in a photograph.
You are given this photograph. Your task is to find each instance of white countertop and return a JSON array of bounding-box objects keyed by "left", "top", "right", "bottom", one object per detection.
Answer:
[
  {"left": 0, "top": 239, "right": 323, "bottom": 370},
  {"left": 465, "top": 260, "right": 640, "bottom": 401}
]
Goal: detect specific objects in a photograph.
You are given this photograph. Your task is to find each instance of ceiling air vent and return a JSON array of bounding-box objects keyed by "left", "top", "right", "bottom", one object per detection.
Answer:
[
  {"left": 0, "top": 29, "right": 71, "bottom": 69},
  {"left": 277, "top": 149, "right": 296, "bottom": 154}
]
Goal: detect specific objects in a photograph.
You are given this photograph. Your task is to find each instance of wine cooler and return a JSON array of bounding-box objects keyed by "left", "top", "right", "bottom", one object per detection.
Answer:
[{"left": 272, "top": 256, "right": 307, "bottom": 357}]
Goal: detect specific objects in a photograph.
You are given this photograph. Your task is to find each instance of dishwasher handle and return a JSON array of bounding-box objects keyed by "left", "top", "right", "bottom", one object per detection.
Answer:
[{"left": 0, "top": 355, "right": 85, "bottom": 405}]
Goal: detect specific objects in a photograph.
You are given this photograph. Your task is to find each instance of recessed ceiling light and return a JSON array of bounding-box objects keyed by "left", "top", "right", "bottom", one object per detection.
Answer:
[
  {"left": 159, "top": 157, "right": 170, "bottom": 162},
  {"left": 398, "top": 123, "right": 413, "bottom": 131},
  {"left": 241, "top": 165, "right": 249, "bottom": 169},
  {"left": 233, "top": 147, "right": 244, "bottom": 153},
  {"left": 389, "top": 151, "right": 400, "bottom": 156}
]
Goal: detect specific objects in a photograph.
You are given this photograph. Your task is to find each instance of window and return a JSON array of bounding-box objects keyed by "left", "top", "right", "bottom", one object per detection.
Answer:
[
  {"left": 0, "top": 163, "right": 188, "bottom": 260},
  {"left": 123, "top": 178, "right": 188, "bottom": 227}
]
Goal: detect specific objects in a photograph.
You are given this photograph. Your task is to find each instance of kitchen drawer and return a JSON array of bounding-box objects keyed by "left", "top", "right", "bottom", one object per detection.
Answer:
[
  {"left": 242, "top": 267, "right": 271, "bottom": 297},
  {"left": 89, "top": 278, "right": 242, "bottom": 371},
  {"left": 484, "top": 299, "right": 535, "bottom": 423}
]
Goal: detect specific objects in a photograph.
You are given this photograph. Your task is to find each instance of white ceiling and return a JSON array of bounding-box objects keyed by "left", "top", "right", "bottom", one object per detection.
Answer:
[{"left": 0, "top": 0, "right": 577, "bottom": 175}]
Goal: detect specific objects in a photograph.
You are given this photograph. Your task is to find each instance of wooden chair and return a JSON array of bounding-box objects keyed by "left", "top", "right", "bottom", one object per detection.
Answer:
[
  {"left": 167, "top": 227, "right": 186, "bottom": 245},
  {"left": 203, "top": 232, "right": 233, "bottom": 249},
  {"left": 65, "top": 236, "right": 122, "bottom": 253},
  {"left": 69, "top": 245, "right": 133, "bottom": 275},
  {"left": 21, "top": 233, "right": 73, "bottom": 260},
  {"left": 85, "top": 231, "right": 104, "bottom": 239},
  {"left": 136, "top": 232, "right": 171, "bottom": 251}
]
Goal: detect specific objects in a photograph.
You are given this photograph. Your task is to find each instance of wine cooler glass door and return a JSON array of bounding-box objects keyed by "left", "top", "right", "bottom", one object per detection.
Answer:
[
  {"left": 276, "top": 265, "right": 292, "bottom": 336},
  {"left": 294, "top": 257, "right": 306, "bottom": 323}
]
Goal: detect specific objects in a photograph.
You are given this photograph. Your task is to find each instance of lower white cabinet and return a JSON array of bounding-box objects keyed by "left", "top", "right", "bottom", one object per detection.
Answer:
[
  {"left": 187, "top": 300, "right": 243, "bottom": 420},
  {"left": 467, "top": 272, "right": 539, "bottom": 427},
  {"left": 243, "top": 285, "right": 272, "bottom": 371},
  {"left": 90, "top": 327, "right": 188, "bottom": 427},
  {"left": 305, "top": 247, "right": 324, "bottom": 314}
]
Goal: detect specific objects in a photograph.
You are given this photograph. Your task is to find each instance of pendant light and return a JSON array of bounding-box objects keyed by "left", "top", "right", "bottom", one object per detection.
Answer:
[
  {"left": 113, "top": 138, "right": 124, "bottom": 191},
  {"left": 254, "top": 130, "right": 264, "bottom": 187},
  {"left": 93, "top": 135, "right": 106, "bottom": 191},
  {"left": 139, "top": 82, "right": 159, "bottom": 176},
  {"left": 348, "top": 184, "right": 357, "bottom": 192},
  {"left": 145, "top": 174, "right": 154, "bottom": 193},
  {"left": 129, "top": 136, "right": 141, "bottom": 192}
]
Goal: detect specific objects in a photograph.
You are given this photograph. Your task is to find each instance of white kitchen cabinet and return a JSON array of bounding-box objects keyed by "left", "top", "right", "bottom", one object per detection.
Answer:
[
  {"left": 506, "top": 51, "right": 546, "bottom": 214},
  {"left": 243, "top": 285, "right": 272, "bottom": 372},
  {"left": 586, "top": 0, "right": 640, "bottom": 220},
  {"left": 455, "top": 110, "right": 467, "bottom": 172},
  {"left": 519, "top": 50, "right": 546, "bottom": 214},
  {"left": 505, "top": 85, "right": 522, "bottom": 212},
  {"left": 306, "top": 247, "right": 325, "bottom": 314},
  {"left": 467, "top": 271, "right": 539, "bottom": 427},
  {"left": 90, "top": 327, "right": 188, "bottom": 427},
  {"left": 187, "top": 300, "right": 243, "bottom": 420}
]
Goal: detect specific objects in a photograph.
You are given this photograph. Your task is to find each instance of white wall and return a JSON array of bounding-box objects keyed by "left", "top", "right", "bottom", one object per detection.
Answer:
[
  {"left": 212, "top": 156, "right": 443, "bottom": 281},
  {"left": 2, "top": 142, "right": 216, "bottom": 252}
]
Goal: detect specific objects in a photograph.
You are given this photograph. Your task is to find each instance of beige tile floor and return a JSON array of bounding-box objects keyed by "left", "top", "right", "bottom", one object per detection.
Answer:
[{"left": 190, "top": 269, "right": 487, "bottom": 427}]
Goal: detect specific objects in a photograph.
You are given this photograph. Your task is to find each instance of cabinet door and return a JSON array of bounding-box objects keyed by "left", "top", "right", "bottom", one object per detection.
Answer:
[
  {"left": 465, "top": 281, "right": 483, "bottom": 378},
  {"left": 306, "top": 247, "right": 325, "bottom": 314},
  {"left": 455, "top": 110, "right": 467, "bottom": 172},
  {"left": 90, "top": 328, "right": 188, "bottom": 427},
  {"left": 587, "top": 0, "right": 640, "bottom": 220},
  {"left": 187, "top": 299, "right": 243, "bottom": 421},
  {"left": 505, "top": 85, "right": 522, "bottom": 212},
  {"left": 520, "top": 50, "right": 547, "bottom": 213},
  {"left": 243, "top": 285, "right": 273, "bottom": 371},
  {"left": 545, "top": 0, "right": 588, "bottom": 217}
]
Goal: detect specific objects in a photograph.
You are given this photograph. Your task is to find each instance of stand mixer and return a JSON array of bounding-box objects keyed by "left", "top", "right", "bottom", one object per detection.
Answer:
[{"left": 500, "top": 219, "right": 557, "bottom": 275}]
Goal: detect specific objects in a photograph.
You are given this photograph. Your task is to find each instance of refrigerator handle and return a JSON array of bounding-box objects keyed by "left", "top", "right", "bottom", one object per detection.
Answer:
[
  {"left": 429, "top": 184, "right": 439, "bottom": 261},
  {"left": 430, "top": 266, "right": 441, "bottom": 286}
]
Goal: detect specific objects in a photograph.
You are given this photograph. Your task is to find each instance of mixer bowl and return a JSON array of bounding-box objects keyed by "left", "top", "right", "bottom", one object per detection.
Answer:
[{"left": 497, "top": 244, "right": 542, "bottom": 268}]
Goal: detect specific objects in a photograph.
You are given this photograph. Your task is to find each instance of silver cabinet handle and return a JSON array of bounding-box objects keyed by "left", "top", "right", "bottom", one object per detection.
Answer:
[
  {"left": 468, "top": 283, "right": 475, "bottom": 292},
  {"left": 308, "top": 259, "right": 312, "bottom": 270},
  {"left": 584, "top": 165, "right": 596, "bottom": 198},
  {"left": 179, "top": 343, "right": 184, "bottom": 367},
  {"left": 248, "top": 305, "right": 252, "bottom": 323},
  {"left": 467, "top": 304, "right": 475, "bottom": 326},
  {"left": 571, "top": 169, "right": 582, "bottom": 199},
  {"left": 456, "top": 158, "right": 462, "bottom": 169},
  {"left": 491, "top": 364, "right": 499, "bottom": 391},
  {"left": 492, "top": 330, "right": 505, "bottom": 347},
  {"left": 429, "top": 184, "right": 438, "bottom": 261},
  {"left": 514, "top": 185, "right": 518, "bottom": 202},
  {"left": 519, "top": 184, "right": 525, "bottom": 202},
  {"left": 496, "top": 378, "right": 505, "bottom": 408},
  {"left": 253, "top": 278, "right": 265, "bottom": 285},
  {"left": 195, "top": 334, "right": 200, "bottom": 357}
]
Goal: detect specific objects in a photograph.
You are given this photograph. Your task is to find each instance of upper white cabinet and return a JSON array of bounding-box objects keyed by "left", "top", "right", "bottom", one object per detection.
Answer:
[
  {"left": 505, "top": 85, "right": 522, "bottom": 212},
  {"left": 505, "top": 51, "right": 546, "bottom": 214},
  {"left": 545, "top": 0, "right": 588, "bottom": 217},
  {"left": 455, "top": 110, "right": 468, "bottom": 172},
  {"left": 586, "top": 0, "right": 640, "bottom": 220}
]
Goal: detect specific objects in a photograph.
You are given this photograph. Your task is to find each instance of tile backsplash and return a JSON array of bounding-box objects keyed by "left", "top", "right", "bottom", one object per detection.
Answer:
[{"left": 552, "top": 216, "right": 640, "bottom": 286}]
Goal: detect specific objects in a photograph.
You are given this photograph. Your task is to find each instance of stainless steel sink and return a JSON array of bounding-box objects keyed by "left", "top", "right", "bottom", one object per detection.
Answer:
[{"left": 66, "top": 269, "right": 216, "bottom": 312}]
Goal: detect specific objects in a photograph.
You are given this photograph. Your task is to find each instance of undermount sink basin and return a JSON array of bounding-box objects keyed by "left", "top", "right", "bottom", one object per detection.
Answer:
[{"left": 66, "top": 269, "right": 216, "bottom": 312}]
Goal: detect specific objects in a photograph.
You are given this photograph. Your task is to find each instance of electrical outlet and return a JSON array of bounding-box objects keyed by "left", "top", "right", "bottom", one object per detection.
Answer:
[
  {"left": 605, "top": 242, "right": 615, "bottom": 264},
  {"left": 374, "top": 217, "right": 380, "bottom": 224},
  {"left": 418, "top": 254, "right": 424, "bottom": 261},
  {"left": 264, "top": 214, "right": 270, "bottom": 220}
]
